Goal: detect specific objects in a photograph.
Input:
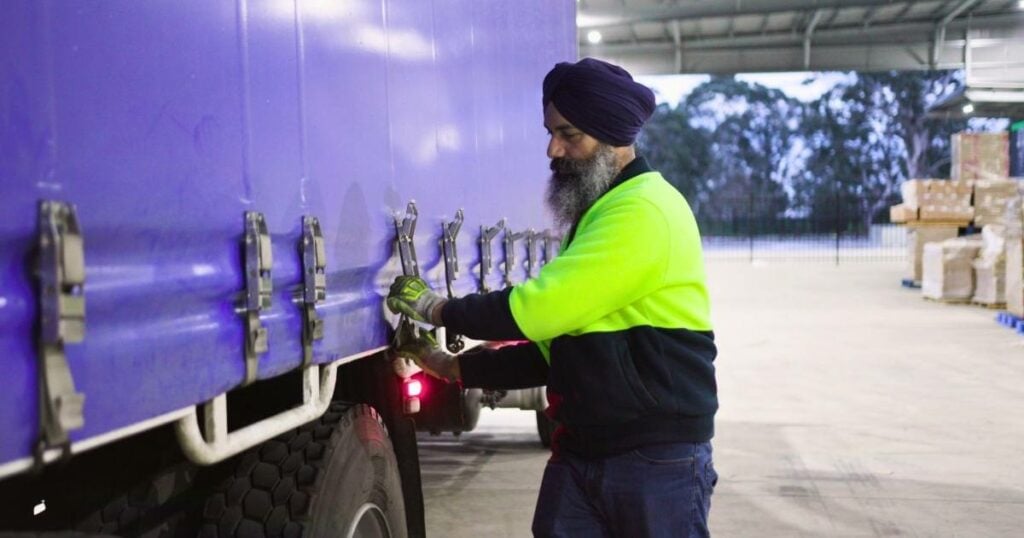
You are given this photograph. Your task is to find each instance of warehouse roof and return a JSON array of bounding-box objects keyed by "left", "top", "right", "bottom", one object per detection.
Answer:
[{"left": 578, "top": 0, "right": 1024, "bottom": 77}]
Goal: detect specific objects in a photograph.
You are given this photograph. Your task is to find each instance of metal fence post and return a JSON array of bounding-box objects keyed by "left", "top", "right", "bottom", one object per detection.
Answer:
[
  {"left": 748, "top": 192, "right": 755, "bottom": 265},
  {"left": 834, "top": 189, "right": 841, "bottom": 266}
]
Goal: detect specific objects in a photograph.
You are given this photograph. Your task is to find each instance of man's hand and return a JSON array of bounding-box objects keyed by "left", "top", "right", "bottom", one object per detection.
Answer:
[
  {"left": 393, "top": 331, "right": 461, "bottom": 382},
  {"left": 387, "top": 276, "right": 447, "bottom": 325}
]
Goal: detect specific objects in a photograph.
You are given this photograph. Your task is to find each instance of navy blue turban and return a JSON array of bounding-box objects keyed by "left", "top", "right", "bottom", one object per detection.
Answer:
[{"left": 542, "top": 57, "right": 656, "bottom": 147}]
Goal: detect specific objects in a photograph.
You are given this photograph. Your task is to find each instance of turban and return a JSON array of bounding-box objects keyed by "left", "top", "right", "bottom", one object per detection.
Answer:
[{"left": 542, "top": 57, "right": 656, "bottom": 147}]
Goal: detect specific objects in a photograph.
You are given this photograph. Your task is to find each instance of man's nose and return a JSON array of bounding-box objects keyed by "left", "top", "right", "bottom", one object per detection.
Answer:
[{"left": 547, "top": 137, "right": 565, "bottom": 159}]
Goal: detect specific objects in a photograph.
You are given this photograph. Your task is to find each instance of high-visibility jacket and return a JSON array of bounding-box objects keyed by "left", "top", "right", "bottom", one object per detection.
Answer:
[{"left": 445, "top": 157, "right": 718, "bottom": 457}]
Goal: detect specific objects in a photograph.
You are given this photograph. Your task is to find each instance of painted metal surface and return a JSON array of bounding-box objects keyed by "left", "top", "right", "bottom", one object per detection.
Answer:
[{"left": 0, "top": 0, "right": 576, "bottom": 471}]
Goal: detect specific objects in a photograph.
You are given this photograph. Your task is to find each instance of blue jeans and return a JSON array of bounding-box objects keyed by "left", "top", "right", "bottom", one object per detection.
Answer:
[{"left": 532, "top": 442, "right": 717, "bottom": 538}]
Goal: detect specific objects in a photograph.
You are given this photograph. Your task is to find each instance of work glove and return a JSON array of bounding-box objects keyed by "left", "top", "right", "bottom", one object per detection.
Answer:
[
  {"left": 393, "top": 329, "right": 460, "bottom": 382},
  {"left": 387, "top": 275, "right": 446, "bottom": 325}
]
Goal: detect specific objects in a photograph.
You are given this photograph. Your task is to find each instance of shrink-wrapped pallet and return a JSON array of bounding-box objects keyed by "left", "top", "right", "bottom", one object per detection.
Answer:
[
  {"left": 972, "top": 225, "right": 1007, "bottom": 305},
  {"left": 1006, "top": 196, "right": 1024, "bottom": 316},
  {"left": 1006, "top": 194, "right": 1024, "bottom": 237},
  {"left": 973, "top": 179, "right": 1023, "bottom": 228},
  {"left": 921, "top": 237, "right": 984, "bottom": 301},
  {"left": 1007, "top": 238, "right": 1024, "bottom": 317},
  {"left": 952, "top": 132, "right": 1009, "bottom": 181},
  {"left": 906, "top": 225, "right": 960, "bottom": 282}
]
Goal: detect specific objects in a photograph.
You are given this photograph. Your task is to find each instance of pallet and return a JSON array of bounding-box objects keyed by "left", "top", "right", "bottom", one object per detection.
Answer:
[
  {"left": 972, "top": 301, "right": 1006, "bottom": 310},
  {"left": 996, "top": 312, "right": 1024, "bottom": 334},
  {"left": 900, "top": 278, "right": 921, "bottom": 289},
  {"left": 923, "top": 296, "right": 971, "bottom": 305},
  {"left": 904, "top": 220, "right": 972, "bottom": 228}
]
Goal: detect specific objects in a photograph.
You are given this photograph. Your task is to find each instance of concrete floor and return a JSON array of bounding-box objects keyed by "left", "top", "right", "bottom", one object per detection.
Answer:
[{"left": 419, "top": 260, "right": 1024, "bottom": 537}]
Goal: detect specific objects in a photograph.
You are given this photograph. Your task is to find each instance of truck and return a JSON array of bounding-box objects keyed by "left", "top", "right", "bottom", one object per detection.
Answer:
[{"left": 0, "top": 1, "right": 575, "bottom": 535}]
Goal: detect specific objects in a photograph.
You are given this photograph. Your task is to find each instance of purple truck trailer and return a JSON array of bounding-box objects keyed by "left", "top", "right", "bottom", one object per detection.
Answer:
[{"left": 0, "top": 1, "right": 575, "bottom": 535}]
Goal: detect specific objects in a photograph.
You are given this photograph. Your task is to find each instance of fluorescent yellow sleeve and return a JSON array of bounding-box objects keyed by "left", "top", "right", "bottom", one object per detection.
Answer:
[{"left": 510, "top": 196, "right": 669, "bottom": 342}]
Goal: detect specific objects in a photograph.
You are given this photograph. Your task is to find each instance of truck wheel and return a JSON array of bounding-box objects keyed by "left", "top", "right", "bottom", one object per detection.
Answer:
[
  {"left": 200, "top": 402, "right": 407, "bottom": 537},
  {"left": 535, "top": 411, "right": 556, "bottom": 449},
  {"left": 74, "top": 461, "right": 198, "bottom": 537},
  {"left": 461, "top": 388, "right": 483, "bottom": 432}
]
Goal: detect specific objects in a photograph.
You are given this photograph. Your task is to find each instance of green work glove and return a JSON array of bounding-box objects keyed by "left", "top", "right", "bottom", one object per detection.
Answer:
[
  {"left": 387, "top": 275, "right": 446, "bottom": 325},
  {"left": 393, "top": 331, "right": 460, "bottom": 382}
]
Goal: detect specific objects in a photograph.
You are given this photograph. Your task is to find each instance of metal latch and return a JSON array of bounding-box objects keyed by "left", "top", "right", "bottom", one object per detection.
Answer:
[
  {"left": 440, "top": 210, "right": 465, "bottom": 353},
  {"left": 478, "top": 219, "right": 506, "bottom": 293},
  {"left": 244, "top": 211, "right": 272, "bottom": 385},
  {"left": 440, "top": 209, "right": 464, "bottom": 298},
  {"left": 301, "top": 216, "right": 326, "bottom": 366},
  {"left": 35, "top": 200, "right": 87, "bottom": 464},
  {"left": 394, "top": 201, "right": 420, "bottom": 277},
  {"left": 391, "top": 201, "right": 432, "bottom": 358},
  {"left": 503, "top": 228, "right": 528, "bottom": 288},
  {"left": 540, "top": 230, "right": 559, "bottom": 267},
  {"left": 525, "top": 229, "right": 541, "bottom": 278}
]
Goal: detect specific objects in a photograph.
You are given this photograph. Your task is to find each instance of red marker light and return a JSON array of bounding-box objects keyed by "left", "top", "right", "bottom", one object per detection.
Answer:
[{"left": 405, "top": 379, "right": 423, "bottom": 398}]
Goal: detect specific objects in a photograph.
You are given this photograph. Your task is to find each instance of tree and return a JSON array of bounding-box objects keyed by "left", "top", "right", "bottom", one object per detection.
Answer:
[
  {"left": 798, "top": 71, "right": 968, "bottom": 231},
  {"left": 637, "top": 103, "right": 711, "bottom": 214},
  {"left": 680, "top": 77, "right": 801, "bottom": 232}
]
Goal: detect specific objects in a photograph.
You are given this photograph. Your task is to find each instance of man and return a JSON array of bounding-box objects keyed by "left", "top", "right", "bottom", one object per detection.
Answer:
[{"left": 387, "top": 58, "right": 718, "bottom": 537}]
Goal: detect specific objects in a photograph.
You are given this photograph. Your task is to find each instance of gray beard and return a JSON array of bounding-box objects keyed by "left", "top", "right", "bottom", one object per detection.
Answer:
[{"left": 545, "top": 145, "right": 618, "bottom": 232}]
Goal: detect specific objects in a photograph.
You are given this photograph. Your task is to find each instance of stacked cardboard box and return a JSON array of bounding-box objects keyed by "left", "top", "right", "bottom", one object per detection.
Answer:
[
  {"left": 972, "top": 225, "right": 1007, "bottom": 305},
  {"left": 922, "top": 237, "right": 984, "bottom": 301},
  {"left": 1005, "top": 196, "right": 1024, "bottom": 317},
  {"left": 973, "top": 179, "right": 1023, "bottom": 228},
  {"left": 951, "top": 132, "right": 1010, "bottom": 181},
  {"left": 889, "top": 204, "right": 915, "bottom": 223},
  {"left": 898, "top": 179, "right": 973, "bottom": 222},
  {"left": 1008, "top": 238, "right": 1024, "bottom": 317},
  {"left": 906, "top": 225, "right": 960, "bottom": 283}
]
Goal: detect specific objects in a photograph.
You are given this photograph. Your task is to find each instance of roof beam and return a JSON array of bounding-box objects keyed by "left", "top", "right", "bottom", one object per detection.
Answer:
[
  {"left": 672, "top": 19, "right": 682, "bottom": 73},
  {"left": 931, "top": 0, "right": 981, "bottom": 68},
  {"left": 578, "top": 0, "right": 912, "bottom": 30},
  {"left": 931, "top": 0, "right": 956, "bottom": 16},
  {"left": 893, "top": 0, "right": 919, "bottom": 21},
  {"left": 823, "top": 8, "right": 841, "bottom": 28},
  {"left": 804, "top": 10, "right": 824, "bottom": 69},
  {"left": 580, "top": 11, "right": 1024, "bottom": 53},
  {"left": 862, "top": 6, "right": 877, "bottom": 28}
]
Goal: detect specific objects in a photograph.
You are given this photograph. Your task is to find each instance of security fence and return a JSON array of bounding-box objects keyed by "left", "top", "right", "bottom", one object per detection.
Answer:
[{"left": 696, "top": 196, "right": 906, "bottom": 263}]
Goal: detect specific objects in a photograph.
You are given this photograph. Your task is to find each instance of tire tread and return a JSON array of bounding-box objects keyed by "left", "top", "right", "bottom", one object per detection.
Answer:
[{"left": 200, "top": 402, "right": 390, "bottom": 536}]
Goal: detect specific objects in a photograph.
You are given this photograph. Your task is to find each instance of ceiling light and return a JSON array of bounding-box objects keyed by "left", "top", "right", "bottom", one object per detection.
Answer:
[
  {"left": 587, "top": 30, "right": 602, "bottom": 44},
  {"left": 1019, "top": 0, "right": 1024, "bottom": 9},
  {"left": 962, "top": 103, "right": 975, "bottom": 114}
]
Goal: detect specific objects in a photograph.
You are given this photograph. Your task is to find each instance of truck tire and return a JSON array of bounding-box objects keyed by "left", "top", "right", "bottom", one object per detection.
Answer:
[
  {"left": 0, "top": 533, "right": 119, "bottom": 537},
  {"left": 74, "top": 461, "right": 199, "bottom": 537},
  {"left": 461, "top": 388, "right": 483, "bottom": 433},
  {"left": 200, "top": 402, "right": 407, "bottom": 538},
  {"left": 535, "top": 411, "right": 556, "bottom": 449}
]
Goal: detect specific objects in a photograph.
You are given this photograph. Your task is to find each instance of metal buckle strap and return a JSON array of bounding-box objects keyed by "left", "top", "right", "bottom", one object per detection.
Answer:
[
  {"left": 503, "top": 228, "right": 528, "bottom": 289},
  {"left": 301, "top": 216, "right": 326, "bottom": 366},
  {"left": 524, "top": 229, "right": 540, "bottom": 278},
  {"left": 541, "top": 230, "right": 561, "bottom": 265},
  {"left": 391, "top": 201, "right": 423, "bottom": 352},
  {"left": 243, "top": 212, "right": 272, "bottom": 385},
  {"left": 394, "top": 201, "right": 420, "bottom": 278},
  {"left": 441, "top": 210, "right": 465, "bottom": 353},
  {"left": 478, "top": 219, "right": 505, "bottom": 293},
  {"left": 35, "top": 201, "right": 87, "bottom": 466}
]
